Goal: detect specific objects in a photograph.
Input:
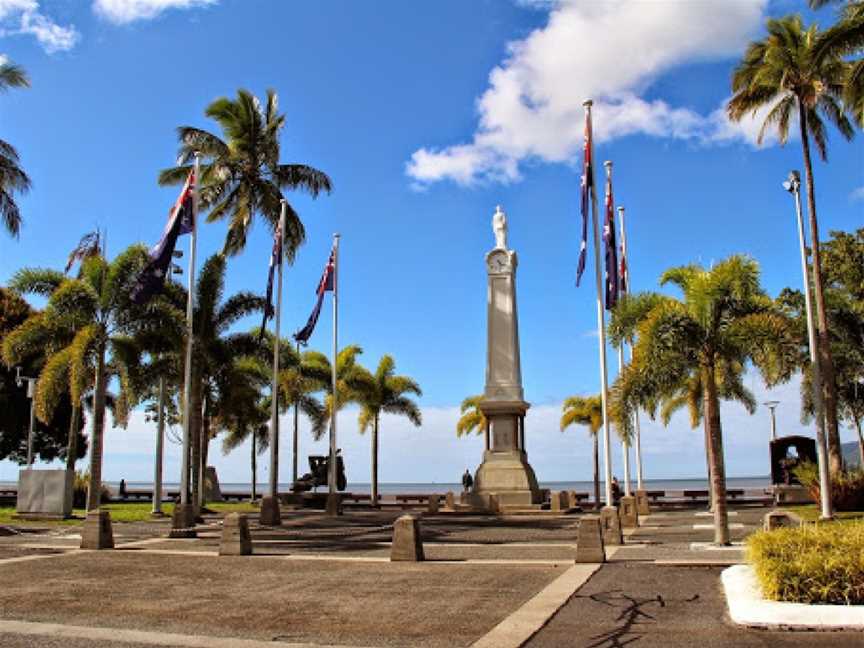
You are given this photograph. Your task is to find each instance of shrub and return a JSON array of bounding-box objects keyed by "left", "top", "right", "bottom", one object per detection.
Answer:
[
  {"left": 747, "top": 520, "right": 864, "bottom": 605},
  {"left": 792, "top": 461, "right": 864, "bottom": 511},
  {"left": 72, "top": 471, "right": 111, "bottom": 509}
]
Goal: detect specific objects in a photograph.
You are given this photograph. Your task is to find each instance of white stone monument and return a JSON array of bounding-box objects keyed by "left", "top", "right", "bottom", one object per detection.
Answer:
[{"left": 471, "top": 206, "right": 541, "bottom": 509}]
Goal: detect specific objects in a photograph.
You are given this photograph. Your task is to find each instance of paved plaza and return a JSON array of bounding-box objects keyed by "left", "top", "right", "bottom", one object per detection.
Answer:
[{"left": 0, "top": 504, "right": 858, "bottom": 647}]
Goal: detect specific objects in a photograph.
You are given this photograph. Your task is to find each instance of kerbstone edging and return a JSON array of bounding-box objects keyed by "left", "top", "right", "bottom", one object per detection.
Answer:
[{"left": 722, "top": 564, "right": 864, "bottom": 630}]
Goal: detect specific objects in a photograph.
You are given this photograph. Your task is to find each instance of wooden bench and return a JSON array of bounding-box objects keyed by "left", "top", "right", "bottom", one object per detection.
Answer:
[
  {"left": 646, "top": 490, "right": 665, "bottom": 502},
  {"left": 682, "top": 489, "right": 710, "bottom": 501},
  {"left": 394, "top": 494, "right": 434, "bottom": 509},
  {"left": 726, "top": 489, "right": 745, "bottom": 499}
]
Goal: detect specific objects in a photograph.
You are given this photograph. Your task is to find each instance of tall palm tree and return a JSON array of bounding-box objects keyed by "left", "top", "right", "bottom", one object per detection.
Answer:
[
  {"left": 728, "top": 15, "right": 855, "bottom": 473},
  {"left": 158, "top": 89, "right": 332, "bottom": 258},
  {"left": 610, "top": 256, "right": 796, "bottom": 545},
  {"left": 560, "top": 395, "right": 603, "bottom": 509},
  {"left": 3, "top": 248, "right": 153, "bottom": 509},
  {"left": 811, "top": 1, "right": 864, "bottom": 125},
  {"left": 357, "top": 355, "right": 422, "bottom": 506},
  {"left": 0, "top": 60, "right": 31, "bottom": 238}
]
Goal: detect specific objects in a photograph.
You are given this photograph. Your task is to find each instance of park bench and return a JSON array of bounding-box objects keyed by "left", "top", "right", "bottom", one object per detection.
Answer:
[
  {"left": 646, "top": 490, "right": 665, "bottom": 501},
  {"left": 726, "top": 488, "right": 745, "bottom": 499},
  {"left": 682, "top": 489, "right": 710, "bottom": 501},
  {"left": 394, "top": 494, "right": 433, "bottom": 509},
  {"left": 571, "top": 492, "right": 591, "bottom": 503}
]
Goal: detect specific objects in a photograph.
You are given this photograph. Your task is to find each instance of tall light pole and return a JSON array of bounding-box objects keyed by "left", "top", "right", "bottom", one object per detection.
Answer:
[
  {"left": 16, "top": 367, "right": 36, "bottom": 467},
  {"left": 783, "top": 170, "right": 833, "bottom": 520},
  {"left": 764, "top": 401, "right": 780, "bottom": 441}
]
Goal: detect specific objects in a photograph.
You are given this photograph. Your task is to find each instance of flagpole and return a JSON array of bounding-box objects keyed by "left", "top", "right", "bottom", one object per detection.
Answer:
[
  {"left": 615, "top": 205, "right": 632, "bottom": 497},
  {"left": 293, "top": 339, "right": 301, "bottom": 487},
  {"left": 618, "top": 205, "right": 644, "bottom": 491},
  {"left": 173, "top": 153, "right": 199, "bottom": 536},
  {"left": 583, "top": 100, "right": 614, "bottom": 508},
  {"left": 329, "top": 234, "right": 340, "bottom": 500},
  {"left": 263, "top": 201, "right": 286, "bottom": 526}
]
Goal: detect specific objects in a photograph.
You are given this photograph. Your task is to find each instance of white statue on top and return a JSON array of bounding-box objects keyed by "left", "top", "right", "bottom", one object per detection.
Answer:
[{"left": 493, "top": 205, "right": 508, "bottom": 250}]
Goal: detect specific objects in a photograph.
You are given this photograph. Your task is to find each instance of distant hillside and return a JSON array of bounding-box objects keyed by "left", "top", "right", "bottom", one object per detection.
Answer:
[{"left": 843, "top": 441, "right": 861, "bottom": 468}]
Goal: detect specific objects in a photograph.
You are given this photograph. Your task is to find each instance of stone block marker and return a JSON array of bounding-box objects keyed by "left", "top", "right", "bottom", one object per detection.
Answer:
[
  {"left": 80, "top": 510, "right": 114, "bottom": 550},
  {"left": 445, "top": 491, "right": 455, "bottom": 510},
  {"left": 600, "top": 505, "right": 623, "bottom": 546},
  {"left": 763, "top": 509, "right": 803, "bottom": 531},
  {"left": 567, "top": 490, "right": 581, "bottom": 510},
  {"left": 259, "top": 495, "right": 281, "bottom": 526},
  {"left": 326, "top": 492, "right": 342, "bottom": 517},
  {"left": 390, "top": 514, "right": 424, "bottom": 561},
  {"left": 550, "top": 490, "right": 566, "bottom": 512},
  {"left": 219, "top": 513, "right": 252, "bottom": 556},
  {"left": 427, "top": 494, "right": 440, "bottom": 514},
  {"left": 635, "top": 489, "right": 651, "bottom": 516},
  {"left": 619, "top": 495, "right": 639, "bottom": 528},
  {"left": 575, "top": 515, "right": 605, "bottom": 563}
]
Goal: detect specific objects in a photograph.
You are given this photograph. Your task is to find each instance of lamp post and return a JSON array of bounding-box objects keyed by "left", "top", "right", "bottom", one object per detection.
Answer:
[
  {"left": 783, "top": 170, "right": 833, "bottom": 520},
  {"left": 16, "top": 367, "right": 37, "bottom": 467},
  {"left": 764, "top": 401, "right": 780, "bottom": 441}
]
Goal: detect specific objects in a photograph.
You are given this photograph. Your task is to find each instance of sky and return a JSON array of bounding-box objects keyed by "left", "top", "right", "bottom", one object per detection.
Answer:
[{"left": 0, "top": 0, "right": 862, "bottom": 486}]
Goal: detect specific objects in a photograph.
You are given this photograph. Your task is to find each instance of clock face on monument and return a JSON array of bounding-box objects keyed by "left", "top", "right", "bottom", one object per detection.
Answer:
[{"left": 487, "top": 251, "right": 509, "bottom": 273}]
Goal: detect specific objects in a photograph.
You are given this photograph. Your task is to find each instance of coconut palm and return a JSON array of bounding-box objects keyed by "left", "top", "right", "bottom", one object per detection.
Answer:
[
  {"left": 3, "top": 248, "right": 153, "bottom": 509},
  {"left": 727, "top": 15, "right": 855, "bottom": 473},
  {"left": 0, "top": 61, "right": 31, "bottom": 238},
  {"left": 560, "top": 395, "right": 603, "bottom": 509},
  {"left": 158, "top": 89, "right": 332, "bottom": 258},
  {"left": 456, "top": 395, "right": 487, "bottom": 440},
  {"left": 811, "top": 1, "right": 864, "bottom": 125},
  {"left": 357, "top": 355, "right": 422, "bottom": 506},
  {"left": 610, "top": 256, "right": 796, "bottom": 545}
]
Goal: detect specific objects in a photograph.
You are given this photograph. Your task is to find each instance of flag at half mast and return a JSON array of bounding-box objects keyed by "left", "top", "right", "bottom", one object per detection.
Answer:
[
  {"left": 131, "top": 171, "right": 194, "bottom": 305},
  {"left": 258, "top": 220, "right": 283, "bottom": 342},
  {"left": 603, "top": 167, "right": 619, "bottom": 310},
  {"left": 293, "top": 245, "right": 336, "bottom": 345},
  {"left": 575, "top": 109, "right": 593, "bottom": 287}
]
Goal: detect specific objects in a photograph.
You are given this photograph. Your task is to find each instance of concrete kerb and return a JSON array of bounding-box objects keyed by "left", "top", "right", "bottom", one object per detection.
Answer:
[{"left": 722, "top": 564, "right": 864, "bottom": 630}]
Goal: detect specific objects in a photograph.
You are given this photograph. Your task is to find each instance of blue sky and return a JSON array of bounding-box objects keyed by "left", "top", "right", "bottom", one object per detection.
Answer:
[{"left": 0, "top": 0, "right": 862, "bottom": 486}]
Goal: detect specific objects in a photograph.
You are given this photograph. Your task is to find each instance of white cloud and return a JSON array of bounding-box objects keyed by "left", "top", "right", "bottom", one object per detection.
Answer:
[
  {"left": 851, "top": 186, "right": 864, "bottom": 202},
  {"left": 0, "top": 0, "right": 78, "bottom": 53},
  {"left": 92, "top": 0, "right": 217, "bottom": 25},
  {"left": 407, "top": 0, "right": 771, "bottom": 187}
]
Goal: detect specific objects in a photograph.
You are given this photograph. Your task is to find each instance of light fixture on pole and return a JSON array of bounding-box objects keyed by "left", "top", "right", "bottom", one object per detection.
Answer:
[
  {"left": 15, "top": 367, "right": 37, "bottom": 468},
  {"left": 764, "top": 400, "right": 780, "bottom": 441},
  {"left": 783, "top": 170, "right": 833, "bottom": 520}
]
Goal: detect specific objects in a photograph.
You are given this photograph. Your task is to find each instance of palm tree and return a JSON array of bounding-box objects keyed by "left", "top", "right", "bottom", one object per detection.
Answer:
[
  {"left": 609, "top": 256, "right": 795, "bottom": 545},
  {"left": 456, "top": 395, "right": 487, "bottom": 446},
  {"left": 811, "top": 1, "right": 864, "bottom": 125},
  {"left": 728, "top": 15, "right": 855, "bottom": 473},
  {"left": 0, "top": 61, "right": 31, "bottom": 238},
  {"left": 158, "top": 89, "right": 332, "bottom": 258},
  {"left": 3, "top": 248, "right": 153, "bottom": 509},
  {"left": 357, "top": 355, "right": 422, "bottom": 506},
  {"left": 560, "top": 395, "right": 603, "bottom": 509}
]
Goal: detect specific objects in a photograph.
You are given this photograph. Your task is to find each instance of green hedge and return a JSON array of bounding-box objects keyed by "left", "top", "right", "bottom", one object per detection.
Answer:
[{"left": 747, "top": 520, "right": 864, "bottom": 605}]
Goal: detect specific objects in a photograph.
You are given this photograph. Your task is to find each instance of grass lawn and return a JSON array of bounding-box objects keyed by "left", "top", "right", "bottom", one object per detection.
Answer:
[
  {"left": 0, "top": 500, "right": 258, "bottom": 526},
  {"left": 785, "top": 504, "right": 864, "bottom": 522}
]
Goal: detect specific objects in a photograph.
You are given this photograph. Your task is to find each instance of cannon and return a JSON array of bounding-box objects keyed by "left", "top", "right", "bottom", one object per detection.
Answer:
[{"left": 291, "top": 454, "right": 347, "bottom": 492}]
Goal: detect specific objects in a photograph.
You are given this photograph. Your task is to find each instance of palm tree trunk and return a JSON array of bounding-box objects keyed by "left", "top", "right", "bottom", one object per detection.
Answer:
[
  {"left": 200, "top": 404, "right": 210, "bottom": 509},
  {"left": 592, "top": 432, "right": 600, "bottom": 510},
  {"left": 65, "top": 402, "right": 79, "bottom": 473},
  {"left": 798, "top": 103, "right": 843, "bottom": 473},
  {"left": 856, "top": 417, "right": 864, "bottom": 469},
  {"left": 703, "top": 413, "right": 714, "bottom": 512},
  {"left": 372, "top": 414, "right": 379, "bottom": 507},
  {"left": 189, "top": 375, "right": 203, "bottom": 513},
  {"left": 703, "top": 364, "right": 730, "bottom": 545},
  {"left": 292, "top": 397, "right": 299, "bottom": 486},
  {"left": 250, "top": 434, "right": 257, "bottom": 502},
  {"left": 86, "top": 344, "right": 107, "bottom": 511}
]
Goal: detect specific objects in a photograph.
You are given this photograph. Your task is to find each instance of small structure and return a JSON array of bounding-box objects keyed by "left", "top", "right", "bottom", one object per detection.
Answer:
[
  {"left": 550, "top": 491, "right": 568, "bottom": 512},
  {"left": 391, "top": 514, "right": 424, "bottom": 561},
  {"left": 619, "top": 495, "right": 638, "bottom": 528},
  {"left": 575, "top": 515, "right": 605, "bottom": 563},
  {"left": 600, "top": 505, "right": 623, "bottom": 545},
  {"left": 80, "top": 510, "right": 114, "bottom": 550},
  {"left": 204, "top": 466, "right": 224, "bottom": 502},
  {"left": 168, "top": 502, "right": 197, "bottom": 538},
  {"left": 427, "top": 494, "right": 440, "bottom": 514},
  {"left": 16, "top": 469, "right": 73, "bottom": 519},
  {"left": 763, "top": 510, "right": 803, "bottom": 531},
  {"left": 635, "top": 489, "right": 651, "bottom": 516},
  {"left": 770, "top": 435, "right": 817, "bottom": 485},
  {"left": 220, "top": 513, "right": 252, "bottom": 556},
  {"left": 445, "top": 491, "right": 456, "bottom": 510}
]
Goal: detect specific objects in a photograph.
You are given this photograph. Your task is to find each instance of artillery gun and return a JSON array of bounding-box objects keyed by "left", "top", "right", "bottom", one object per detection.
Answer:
[{"left": 291, "top": 454, "right": 347, "bottom": 492}]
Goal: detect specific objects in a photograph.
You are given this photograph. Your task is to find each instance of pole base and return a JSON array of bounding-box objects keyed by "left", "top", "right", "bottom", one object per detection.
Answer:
[
  {"left": 600, "top": 505, "right": 623, "bottom": 546},
  {"left": 259, "top": 495, "right": 282, "bottom": 526},
  {"left": 168, "top": 503, "right": 197, "bottom": 538},
  {"left": 80, "top": 510, "right": 114, "bottom": 550},
  {"left": 326, "top": 493, "right": 342, "bottom": 517}
]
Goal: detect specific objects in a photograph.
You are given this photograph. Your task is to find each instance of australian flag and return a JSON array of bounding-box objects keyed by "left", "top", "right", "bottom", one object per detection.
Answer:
[
  {"left": 576, "top": 110, "right": 592, "bottom": 287},
  {"left": 258, "top": 221, "right": 283, "bottom": 342},
  {"left": 131, "top": 172, "right": 194, "bottom": 305},
  {"left": 603, "top": 171, "right": 619, "bottom": 310},
  {"left": 294, "top": 246, "right": 335, "bottom": 345}
]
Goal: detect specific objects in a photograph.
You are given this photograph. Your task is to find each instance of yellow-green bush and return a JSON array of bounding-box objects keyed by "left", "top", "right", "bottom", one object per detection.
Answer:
[{"left": 747, "top": 520, "right": 864, "bottom": 605}]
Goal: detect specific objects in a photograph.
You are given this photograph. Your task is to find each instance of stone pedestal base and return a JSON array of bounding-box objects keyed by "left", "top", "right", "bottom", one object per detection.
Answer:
[
  {"left": 220, "top": 513, "right": 252, "bottom": 555},
  {"left": 259, "top": 495, "right": 281, "bottom": 526},
  {"left": 763, "top": 510, "right": 803, "bottom": 531},
  {"left": 619, "top": 495, "right": 639, "bottom": 528},
  {"left": 550, "top": 491, "right": 568, "bottom": 512},
  {"left": 445, "top": 492, "right": 456, "bottom": 510},
  {"left": 635, "top": 490, "right": 651, "bottom": 516},
  {"left": 169, "top": 503, "right": 197, "bottom": 538},
  {"left": 326, "top": 493, "right": 342, "bottom": 517},
  {"left": 575, "top": 515, "right": 606, "bottom": 563},
  {"left": 473, "top": 449, "right": 541, "bottom": 508},
  {"left": 772, "top": 485, "right": 812, "bottom": 505},
  {"left": 600, "top": 505, "right": 623, "bottom": 546},
  {"left": 427, "top": 495, "right": 440, "bottom": 514},
  {"left": 391, "top": 515, "right": 424, "bottom": 561},
  {"left": 80, "top": 510, "right": 114, "bottom": 550}
]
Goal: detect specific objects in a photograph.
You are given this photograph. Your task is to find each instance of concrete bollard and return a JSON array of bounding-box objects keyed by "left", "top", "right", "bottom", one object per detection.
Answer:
[
  {"left": 427, "top": 494, "right": 440, "bottom": 514},
  {"left": 259, "top": 495, "right": 281, "bottom": 526},
  {"left": 445, "top": 491, "right": 455, "bottom": 510},
  {"left": 80, "top": 510, "right": 114, "bottom": 550},
  {"left": 567, "top": 491, "right": 581, "bottom": 510},
  {"left": 619, "top": 495, "right": 639, "bottom": 528},
  {"left": 635, "top": 489, "right": 651, "bottom": 516},
  {"left": 575, "top": 515, "right": 606, "bottom": 563},
  {"left": 600, "top": 505, "right": 623, "bottom": 546},
  {"left": 391, "top": 514, "right": 424, "bottom": 561},
  {"left": 220, "top": 513, "right": 252, "bottom": 556},
  {"left": 550, "top": 490, "right": 567, "bottom": 512},
  {"left": 763, "top": 510, "right": 803, "bottom": 531}
]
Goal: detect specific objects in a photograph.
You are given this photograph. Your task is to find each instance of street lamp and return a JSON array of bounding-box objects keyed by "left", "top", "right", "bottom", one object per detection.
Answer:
[
  {"left": 783, "top": 170, "right": 833, "bottom": 519},
  {"left": 764, "top": 401, "right": 780, "bottom": 441},
  {"left": 15, "top": 367, "right": 37, "bottom": 467}
]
